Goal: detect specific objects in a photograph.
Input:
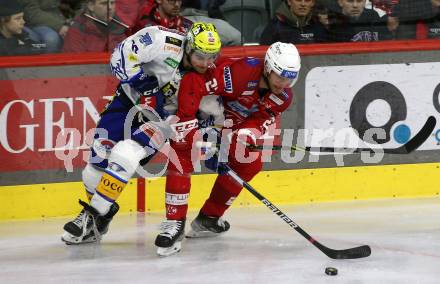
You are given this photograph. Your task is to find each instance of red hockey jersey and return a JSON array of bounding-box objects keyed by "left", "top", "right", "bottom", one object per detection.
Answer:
[{"left": 176, "top": 57, "right": 294, "bottom": 129}]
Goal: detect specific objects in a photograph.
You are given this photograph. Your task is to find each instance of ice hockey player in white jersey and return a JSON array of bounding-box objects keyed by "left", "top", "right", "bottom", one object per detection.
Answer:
[{"left": 61, "top": 22, "right": 222, "bottom": 245}]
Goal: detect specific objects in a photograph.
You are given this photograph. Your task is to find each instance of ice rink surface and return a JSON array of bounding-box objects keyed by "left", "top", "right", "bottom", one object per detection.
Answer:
[{"left": 1, "top": 197, "right": 440, "bottom": 284}]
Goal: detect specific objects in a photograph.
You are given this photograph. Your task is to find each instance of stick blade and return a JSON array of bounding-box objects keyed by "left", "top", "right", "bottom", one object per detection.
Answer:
[
  {"left": 304, "top": 116, "right": 436, "bottom": 155},
  {"left": 390, "top": 115, "right": 437, "bottom": 154},
  {"left": 322, "top": 245, "right": 372, "bottom": 259}
]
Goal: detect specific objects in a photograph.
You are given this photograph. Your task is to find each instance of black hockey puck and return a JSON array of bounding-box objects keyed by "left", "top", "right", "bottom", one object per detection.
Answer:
[{"left": 325, "top": 267, "right": 338, "bottom": 276}]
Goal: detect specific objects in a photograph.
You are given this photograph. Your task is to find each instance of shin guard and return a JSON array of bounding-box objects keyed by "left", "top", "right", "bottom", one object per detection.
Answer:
[{"left": 92, "top": 139, "right": 147, "bottom": 215}]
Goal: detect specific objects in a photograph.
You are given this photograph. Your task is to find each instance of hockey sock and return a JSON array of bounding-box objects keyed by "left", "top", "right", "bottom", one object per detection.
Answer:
[
  {"left": 165, "top": 171, "right": 191, "bottom": 220},
  {"left": 200, "top": 174, "right": 244, "bottom": 217},
  {"left": 82, "top": 164, "right": 104, "bottom": 201}
]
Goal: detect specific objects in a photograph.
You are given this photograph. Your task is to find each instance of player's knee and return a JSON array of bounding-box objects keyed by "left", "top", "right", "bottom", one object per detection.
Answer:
[
  {"left": 107, "top": 139, "right": 148, "bottom": 180},
  {"left": 166, "top": 171, "right": 191, "bottom": 194},
  {"left": 230, "top": 161, "right": 262, "bottom": 182},
  {"left": 89, "top": 138, "right": 118, "bottom": 169},
  {"left": 92, "top": 140, "right": 146, "bottom": 214}
]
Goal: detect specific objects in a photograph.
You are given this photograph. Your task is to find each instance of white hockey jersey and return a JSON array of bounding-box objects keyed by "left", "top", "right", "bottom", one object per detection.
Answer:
[{"left": 110, "top": 25, "right": 186, "bottom": 115}]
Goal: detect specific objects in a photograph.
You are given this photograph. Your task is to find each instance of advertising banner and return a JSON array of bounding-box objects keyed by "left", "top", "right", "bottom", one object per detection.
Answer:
[
  {"left": 0, "top": 76, "right": 117, "bottom": 172},
  {"left": 305, "top": 62, "right": 440, "bottom": 150},
  {"left": 0, "top": 75, "right": 280, "bottom": 173}
]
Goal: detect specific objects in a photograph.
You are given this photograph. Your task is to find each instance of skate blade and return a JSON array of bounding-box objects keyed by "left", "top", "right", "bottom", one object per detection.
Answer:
[
  {"left": 186, "top": 229, "right": 221, "bottom": 238},
  {"left": 156, "top": 241, "right": 182, "bottom": 257},
  {"left": 61, "top": 231, "right": 99, "bottom": 245}
]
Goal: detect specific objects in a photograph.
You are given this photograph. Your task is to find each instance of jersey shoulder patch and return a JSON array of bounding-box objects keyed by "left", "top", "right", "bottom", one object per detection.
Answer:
[
  {"left": 245, "top": 57, "right": 261, "bottom": 66},
  {"left": 269, "top": 93, "right": 285, "bottom": 106}
]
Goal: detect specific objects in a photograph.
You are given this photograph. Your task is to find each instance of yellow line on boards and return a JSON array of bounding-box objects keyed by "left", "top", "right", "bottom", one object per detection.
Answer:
[{"left": 1, "top": 163, "right": 439, "bottom": 220}]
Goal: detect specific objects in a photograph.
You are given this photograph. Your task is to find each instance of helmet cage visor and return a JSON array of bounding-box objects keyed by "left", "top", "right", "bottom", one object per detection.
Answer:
[{"left": 191, "top": 48, "right": 219, "bottom": 61}]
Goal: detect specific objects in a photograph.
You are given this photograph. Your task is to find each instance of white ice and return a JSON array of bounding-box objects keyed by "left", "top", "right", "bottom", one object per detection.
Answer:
[{"left": 1, "top": 197, "right": 440, "bottom": 284}]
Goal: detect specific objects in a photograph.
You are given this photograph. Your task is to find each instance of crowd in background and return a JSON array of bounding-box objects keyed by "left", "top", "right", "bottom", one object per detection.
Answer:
[{"left": 0, "top": 0, "right": 439, "bottom": 56}]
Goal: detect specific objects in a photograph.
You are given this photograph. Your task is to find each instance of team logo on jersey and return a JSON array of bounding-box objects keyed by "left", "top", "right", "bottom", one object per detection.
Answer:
[
  {"left": 238, "top": 95, "right": 256, "bottom": 106},
  {"left": 269, "top": 94, "right": 284, "bottom": 106},
  {"left": 165, "top": 36, "right": 183, "bottom": 47},
  {"left": 140, "top": 95, "right": 157, "bottom": 109},
  {"left": 110, "top": 57, "right": 129, "bottom": 81},
  {"left": 161, "top": 82, "right": 177, "bottom": 97},
  {"left": 164, "top": 44, "right": 181, "bottom": 54},
  {"left": 223, "top": 66, "right": 233, "bottom": 93},
  {"left": 246, "top": 57, "right": 260, "bottom": 66},
  {"left": 247, "top": 80, "right": 258, "bottom": 89},
  {"left": 164, "top": 57, "right": 179, "bottom": 69},
  {"left": 280, "top": 90, "right": 289, "bottom": 99},
  {"left": 127, "top": 53, "right": 138, "bottom": 62},
  {"left": 139, "top": 32, "right": 153, "bottom": 46},
  {"left": 241, "top": 90, "right": 254, "bottom": 96},
  {"left": 227, "top": 101, "right": 257, "bottom": 118},
  {"left": 131, "top": 40, "right": 139, "bottom": 54}
]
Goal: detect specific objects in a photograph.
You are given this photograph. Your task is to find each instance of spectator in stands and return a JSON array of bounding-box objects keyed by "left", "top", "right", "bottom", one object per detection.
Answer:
[
  {"left": 425, "top": 0, "right": 440, "bottom": 38},
  {"left": 259, "top": 0, "right": 328, "bottom": 45},
  {"left": 369, "top": 0, "right": 400, "bottom": 37},
  {"left": 0, "top": 0, "right": 46, "bottom": 56},
  {"left": 59, "top": 0, "right": 85, "bottom": 19},
  {"left": 327, "top": 0, "right": 391, "bottom": 42},
  {"left": 181, "top": 0, "right": 241, "bottom": 45},
  {"left": 390, "top": 0, "right": 440, "bottom": 39},
  {"left": 115, "top": 0, "right": 144, "bottom": 27},
  {"left": 201, "top": 0, "right": 227, "bottom": 20},
  {"left": 17, "top": 0, "right": 73, "bottom": 53},
  {"left": 315, "top": 1, "right": 330, "bottom": 30},
  {"left": 370, "top": 0, "right": 399, "bottom": 15},
  {"left": 131, "top": 0, "right": 192, "bottom": 34},
  {"left": 63, "top": 0, "right": 128, "bottom": 53}
]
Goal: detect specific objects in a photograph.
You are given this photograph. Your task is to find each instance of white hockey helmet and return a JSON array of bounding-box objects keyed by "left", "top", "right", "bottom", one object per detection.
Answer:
[{"left": 264, "top": 42, "right": 301, "bottom": 87}]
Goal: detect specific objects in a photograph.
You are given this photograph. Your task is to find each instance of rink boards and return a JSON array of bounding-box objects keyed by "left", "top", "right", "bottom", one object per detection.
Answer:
[
  {"left": 1, "top": 42, "right": 440, "bottom": 220},
  {"left": 1, "top": 162, "right": 439, "bottom": 220}
]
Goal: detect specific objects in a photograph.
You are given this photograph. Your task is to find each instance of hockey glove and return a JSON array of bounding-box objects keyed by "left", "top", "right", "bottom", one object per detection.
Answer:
[
  {"left": 202, "top": 127, "right": 220, "bottom": 171},
  {"left": 205, "top": 153, "right": 228, "bottom": 175},
  {"left": 202, "top": 127, "right": 228, "bottom": 175},
  {"left": 127, "top": 72, "right": 160, "bottom": 95},
  {"left": 126, "top": 73, "right": 168, "bottom": 118}
]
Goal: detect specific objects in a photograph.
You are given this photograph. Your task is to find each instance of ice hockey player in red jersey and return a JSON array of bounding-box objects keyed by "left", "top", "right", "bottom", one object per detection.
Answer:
[{"left": 155, "top": 42, "right": 302, "bottom": 256}]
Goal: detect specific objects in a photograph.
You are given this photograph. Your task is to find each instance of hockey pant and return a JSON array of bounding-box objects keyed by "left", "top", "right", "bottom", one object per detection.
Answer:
[
  {"left": 165, "top": 122, "right": 263, "bottom": 220},
  {"left": 84, "top": 93, "right": 160, "bottom": 214}
]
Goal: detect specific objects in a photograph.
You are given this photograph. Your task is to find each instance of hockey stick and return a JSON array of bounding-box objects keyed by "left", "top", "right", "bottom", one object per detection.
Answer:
[
  {"left": 198, "top": 116, "right": 436, "bottom": 154},
  {"left": 249, "top": 116, "right": 436, "bottom": 154},
  {"left": 221, "top": 164, "right": 371, "bottom": 259}
]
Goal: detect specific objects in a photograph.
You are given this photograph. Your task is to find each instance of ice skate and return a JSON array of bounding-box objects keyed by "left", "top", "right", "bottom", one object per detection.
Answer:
[
  {"left": 186, "top": 212, "right": 230, "bottom": 238},
  {"left": 155, "top": 219, "right": 185, "bottom": 257},
  {"left": 61, "top": 200, "right": 119, "bottom": 245}
]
